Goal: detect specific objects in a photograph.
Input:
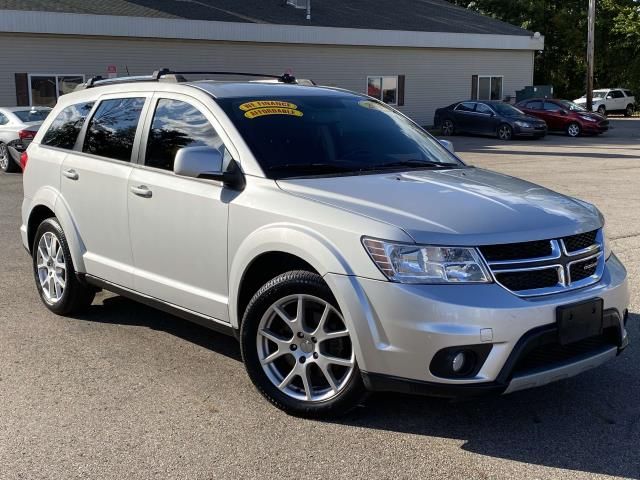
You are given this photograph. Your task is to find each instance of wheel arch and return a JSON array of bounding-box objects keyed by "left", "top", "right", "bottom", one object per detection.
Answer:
[
  {"left": 26, "top": 188, "right": 86, "bottom": 272},
  {"left": 229, "top": 224, "right": 353, "bottom": 329}
]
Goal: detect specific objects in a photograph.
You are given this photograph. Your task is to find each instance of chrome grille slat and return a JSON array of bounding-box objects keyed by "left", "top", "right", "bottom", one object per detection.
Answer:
[{"left": 479, "top": 230, "right": 604, "bottom": 297}]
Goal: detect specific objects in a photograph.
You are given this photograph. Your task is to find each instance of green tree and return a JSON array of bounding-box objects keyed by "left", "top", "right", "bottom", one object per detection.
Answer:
[{"left": 450, "top": 0, "right": 640, "bottom": 99}]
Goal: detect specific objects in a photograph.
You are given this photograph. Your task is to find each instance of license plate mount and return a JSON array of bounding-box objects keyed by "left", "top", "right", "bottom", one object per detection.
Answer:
[{"left": 556, "top": 298, "right": 603, "bottom": 345}]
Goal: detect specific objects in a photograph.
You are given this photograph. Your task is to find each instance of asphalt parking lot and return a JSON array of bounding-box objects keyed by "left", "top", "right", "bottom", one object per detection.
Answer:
[{"left": 0, "top": 119, "right": 638, "bottom": 480}]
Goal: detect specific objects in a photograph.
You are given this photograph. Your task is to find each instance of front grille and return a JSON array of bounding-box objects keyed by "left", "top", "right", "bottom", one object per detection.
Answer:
[
  {"left": 494, "top": 268, "right": 559, "bottom": 291},
  {"left": 512, "top": 328, "right": 617, "bottom": 375},
  {"left": 480, "top": 229, "right": 603, "bottom": 296},
  {"left": 480, "top": 240, "right": 552, "bottom": 262},
  {"left": 570, "top": 257, "right": 598, "bottom": 282},
  {"left": 563, "top": 230, "right": 598, "bottom": 253}
]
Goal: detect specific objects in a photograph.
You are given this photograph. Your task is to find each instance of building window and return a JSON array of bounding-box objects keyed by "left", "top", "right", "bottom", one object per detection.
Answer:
[
  {"left": 471, "top": 75, "right": 503, "bottom": 101},
  {"left": 367, "top": 76, "right": 405, "bottom": 105},
  {"left": 28, "top": 74, "right": 85, "bottom": 107}
]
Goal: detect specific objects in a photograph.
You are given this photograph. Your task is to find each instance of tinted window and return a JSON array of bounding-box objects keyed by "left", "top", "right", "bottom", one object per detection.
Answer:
[
  {"left": 145, "top": 99, "right": 223, "bottom": 171},
  {"left": 83, "top": 98, "right": 145, "bottom": 162},
  {"left": 544, "top": 102, "right": 562, "bottom": 112},
  {"left": 42, "top": 102, "right": 94, "bottom": 150},
  {"left": 475, "top": 103, "right": 493, "bottom": 115},
  {"left": 14, "top": 109, "right": 50, "bottom": 123},
  {"left": 610, "top": 90, "right": 624, "bottom": 99},
  {"left": 526, "top": 101, "right": 543, "bottom": 110},
  {"left": 455, "top": 102, "right": 475, "bottom": 112},
  {"left": 216, "top": 95, "right": 462, "bottom": 179},
  {"left": 0, "top": 113, "right": 8, "bottom": 125}
]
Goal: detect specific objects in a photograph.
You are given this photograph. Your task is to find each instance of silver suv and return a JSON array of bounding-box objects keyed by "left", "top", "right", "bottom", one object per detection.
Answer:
[{"left": 21, "top": 71, "right": 630, "bottom": 417}]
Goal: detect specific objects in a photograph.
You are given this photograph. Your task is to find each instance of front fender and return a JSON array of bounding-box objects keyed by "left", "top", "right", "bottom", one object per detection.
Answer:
[{"left": 228, "top": 223, "right": 353, "bottom": 328}]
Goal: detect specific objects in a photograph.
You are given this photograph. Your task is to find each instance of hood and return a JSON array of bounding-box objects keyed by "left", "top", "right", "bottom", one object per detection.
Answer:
[
  {"left": 574, "top": 97, "right": 602, "bottom": 105},
  {"left": 277, "top": 168, "right": 602, "bottom": 245}
]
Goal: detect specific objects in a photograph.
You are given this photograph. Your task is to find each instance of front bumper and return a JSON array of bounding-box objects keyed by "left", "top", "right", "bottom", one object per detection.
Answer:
[
  {"left": 325, "top": 254, "right": 629, "bottom": 397},
  {"left": 514, "top": 124, "right": 547, "bottom": 138}
]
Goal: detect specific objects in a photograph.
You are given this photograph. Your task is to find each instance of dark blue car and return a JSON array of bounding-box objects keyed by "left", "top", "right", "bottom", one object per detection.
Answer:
[{"left": 434, "top": 100, "right": 547, "bottom": 140}]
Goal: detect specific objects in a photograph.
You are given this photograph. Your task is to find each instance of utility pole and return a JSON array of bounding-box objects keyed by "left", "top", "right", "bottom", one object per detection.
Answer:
[{"left": 586, "top": 0, "right": 596, "bottom": 111}]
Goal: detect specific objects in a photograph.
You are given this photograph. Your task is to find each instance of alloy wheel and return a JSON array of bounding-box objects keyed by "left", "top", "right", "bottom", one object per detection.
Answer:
[
  {"left": 256, "top": 294, "right": 355, "bottom": 402},
  {"left": 36, "top": 232, "right": 67, "bottom": 304},
  {"left": 498, "top": 125, "right": 512, "bottom": 140},
  {"left": 0, "top": 144, "right": 8, "bottom": 171},
  {"left": 567, "top": 123, "right": 581, "bottom": 137},
  {"left": 442, "top": 120, "right": 454, "bottom": 136}
]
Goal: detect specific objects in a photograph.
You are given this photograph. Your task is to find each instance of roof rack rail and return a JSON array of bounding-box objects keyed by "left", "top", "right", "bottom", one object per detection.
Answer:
[
  {"left": 77, "top": 68, "right": 297, "bottom": 90},
  {"left": 152, "top": 68, "right": 297, "bottom": 84}
]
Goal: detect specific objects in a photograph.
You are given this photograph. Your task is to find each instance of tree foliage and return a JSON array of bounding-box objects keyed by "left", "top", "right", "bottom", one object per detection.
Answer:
[{"left": 450, "top": 0, "right": 640, "bottom": 99}]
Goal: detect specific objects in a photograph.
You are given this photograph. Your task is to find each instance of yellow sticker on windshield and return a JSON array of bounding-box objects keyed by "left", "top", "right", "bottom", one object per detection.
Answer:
[{"left": 240, "top": 100, "right": 303, "bottom": 119}]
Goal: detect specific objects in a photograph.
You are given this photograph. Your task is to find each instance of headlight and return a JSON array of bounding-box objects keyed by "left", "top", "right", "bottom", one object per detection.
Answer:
[
  {"left": 579, "top": 115, "right": 597, "bottom": 122},
  {"left": 362, "top": 238, "right": 491, "bottom": 284},
  {"left": 603, "top": 226, "right": 612, "bottom": 259},
  {"left": 514, "top": 121, "right": 531, "bottom": 128}
]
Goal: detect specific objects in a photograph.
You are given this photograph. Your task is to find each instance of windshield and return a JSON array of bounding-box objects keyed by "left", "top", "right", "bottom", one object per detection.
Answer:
[
  {"left": 13, "top": 109, "right": 50, "bottom": 123},
  {"left": 558, "top": 100, "right": 587, "bottom": 112},
  {"left": 491, "top": 103, "right": 524, "bottom": 117},
  {"left": 593, "top": 91, "right": 607, "bottom": 99},
  {"left": 216, "top": 94, "right": 463, "bottom": 179}
]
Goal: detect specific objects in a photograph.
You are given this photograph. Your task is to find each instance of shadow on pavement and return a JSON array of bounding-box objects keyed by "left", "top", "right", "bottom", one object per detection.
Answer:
[{"left": 74, "top": 294, "right": 242, "bottom": 362}]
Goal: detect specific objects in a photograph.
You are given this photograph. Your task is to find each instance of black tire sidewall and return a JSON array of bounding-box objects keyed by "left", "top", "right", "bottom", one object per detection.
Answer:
[{"left": 240, "top": 270, "right": 365, "bottom": 417}]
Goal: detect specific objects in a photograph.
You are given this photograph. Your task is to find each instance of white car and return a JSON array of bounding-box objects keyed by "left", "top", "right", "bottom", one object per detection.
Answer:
[
  {"left": 574, "top": 89, "right": 635, "bottom": 116},
  {"left": 0, "top": 106, "right": 51, "bottom": 172}
]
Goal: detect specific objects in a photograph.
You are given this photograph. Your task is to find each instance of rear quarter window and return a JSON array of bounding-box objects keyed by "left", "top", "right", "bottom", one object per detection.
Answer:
[{"left": 42, "top": 102, "right": 94, "bottom": 150}]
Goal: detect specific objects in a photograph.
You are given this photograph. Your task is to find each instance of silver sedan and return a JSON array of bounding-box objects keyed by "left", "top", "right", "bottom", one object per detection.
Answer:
[{"left": 0, "top": 106, "right": 51, "bottom": 172}]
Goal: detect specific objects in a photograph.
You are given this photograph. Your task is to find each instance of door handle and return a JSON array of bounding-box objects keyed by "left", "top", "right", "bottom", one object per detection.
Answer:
[
  {"left": 130, "top": 185, "right": 152, "bottom": 198},
  {"left": 62, "top": 169, "right": 79, "bottom": 180}
]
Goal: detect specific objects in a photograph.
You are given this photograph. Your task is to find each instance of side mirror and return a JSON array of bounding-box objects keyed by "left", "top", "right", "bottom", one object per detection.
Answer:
[
  {"left": 560, "top": 110, "right": 568, "bottom": 115},
  {"left": 606, "top": 95, "right": 613, "bottom": 99},
  {"left": 174, "top": 146, "right": 245, "bottom": 190},
  {"left": 439, "top": 139, "right": 455, "bottom": 153}
]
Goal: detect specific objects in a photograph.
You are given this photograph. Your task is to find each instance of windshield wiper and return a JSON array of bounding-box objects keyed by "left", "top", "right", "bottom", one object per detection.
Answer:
[
  {"left": 267, "top": 163, "right": 358, "bottom": 175},
  {"left": 360, "top": 160, "right": 461, "bottom": 171}
]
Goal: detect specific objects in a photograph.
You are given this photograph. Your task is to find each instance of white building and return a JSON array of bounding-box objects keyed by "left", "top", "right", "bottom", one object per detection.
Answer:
[{"left": 0, "top": 0, "right": 544, "bottom": 125}]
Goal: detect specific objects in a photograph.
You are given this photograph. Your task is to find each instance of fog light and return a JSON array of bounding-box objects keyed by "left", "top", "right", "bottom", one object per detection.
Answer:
[{"left": 452, "top": 352, "right": 466, "bottom": 373}]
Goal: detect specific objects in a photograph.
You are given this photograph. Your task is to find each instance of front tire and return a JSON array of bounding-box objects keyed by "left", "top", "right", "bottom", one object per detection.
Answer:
[
  {"left": 597, "top": 105, "right": 606, "bottom": 116},
  {"left": 566, "top": 122, "right": 581, "bottom": 137},
  {"left": 240, "top": 270, "right": 366, "bottom": 417},
  {"left": 32, "top": 218, "right": 95, "bottom": 315},
  {"left": 497, "top": 123, "right": 513, "bottom": 141},
  {"left": 625, "top": 104, "right": 635, "bottom": 117},
  {"left": 0, "top": 142, "right": 19, "bottom": 173}
]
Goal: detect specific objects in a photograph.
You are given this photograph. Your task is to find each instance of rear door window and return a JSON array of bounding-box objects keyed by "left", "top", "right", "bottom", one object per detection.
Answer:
[
  {"left": 455, "top": 102, "right": 476, "bottom": 112},
  {"left": 475, "top": 103, "right": 493, "bottom": 115},
  {"left": 42, "top": 102, "right": 94, "bottom": 150},
  {"left": 624, "top": 90, "right": 634, "bottom": 97},
  {"left": 83, "top": 98, "right": 145, "bottom": 162},
  {"left": 145, "top": 99, "right": 225, "bottom": 171},
  {"left": 544, "top": 102, "right": 562, "bottom": 112}
]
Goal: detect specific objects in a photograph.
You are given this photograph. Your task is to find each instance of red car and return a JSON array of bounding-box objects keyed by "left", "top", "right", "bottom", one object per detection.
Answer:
[{"left": 515, "top": 98, "right": 609, "bottom": 137}]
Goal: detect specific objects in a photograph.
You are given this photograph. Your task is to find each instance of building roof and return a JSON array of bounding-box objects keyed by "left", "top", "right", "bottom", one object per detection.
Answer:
[{"left": 0, "top": 0, "right": 531, "bottom": 36}]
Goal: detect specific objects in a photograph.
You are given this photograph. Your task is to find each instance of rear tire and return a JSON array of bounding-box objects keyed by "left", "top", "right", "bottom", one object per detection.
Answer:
[
  {"left": 566, "top": 122, "right": 581, "bottom": 137},
  {"left": 497, "top": 123, "right": 513, "bottom": 141},
  {"left": 625, "top": 104, "right": 635, "bottom": 117},
  {"left": 0, "top": 142, "right": 19, "bottom": 173},
  {"left": 240, "top": 270, "right": 366, "bottom": 418},
  {"left": 441, "top": 119, "right": 455, "bottom": 136},
  {"left": 32, "top": 218, "right": 96, "bottom": 316}
]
